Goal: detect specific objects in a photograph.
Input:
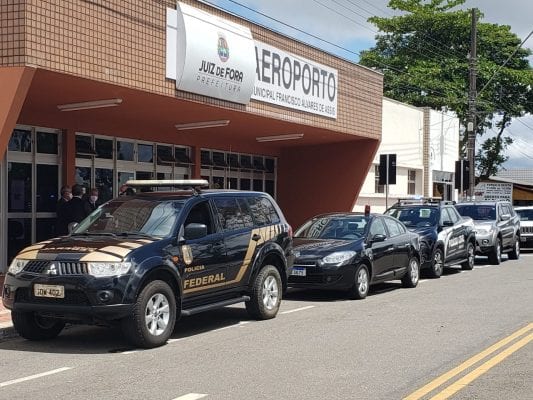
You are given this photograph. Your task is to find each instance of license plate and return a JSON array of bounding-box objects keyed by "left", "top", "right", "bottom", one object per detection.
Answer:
[
  {"left": 34, "top": 284, "right": 65, "bottom": 299},
  {"left": 291, "top": 267, "right": 306, "bottom": 277}
]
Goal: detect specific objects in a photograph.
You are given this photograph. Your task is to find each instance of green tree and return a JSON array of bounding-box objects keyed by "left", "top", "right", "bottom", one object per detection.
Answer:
[{"left": 359, "top": 0, "right": 533, "bottom": 178}]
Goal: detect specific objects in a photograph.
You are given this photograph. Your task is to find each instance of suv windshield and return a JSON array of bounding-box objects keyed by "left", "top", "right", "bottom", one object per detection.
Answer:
[
  {"left": 73, "top": 198, "right": 185, "bottom": 238},
  {"left": 516, "top": 209, "right": 533, "bottom": 221},
  {"left": 386, "top": 207, "right": 438, "bottom": 228},
  {"left": 295, "top": 216, "right": 369, "bottom": 240},
  {"left": 455, "top": 205, "right": 496, "bottom": 221}
]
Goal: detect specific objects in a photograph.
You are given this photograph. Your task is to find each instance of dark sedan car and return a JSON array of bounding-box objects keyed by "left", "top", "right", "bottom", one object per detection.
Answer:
[{"left": 288, "top": 213, "right": 421, "bottom": 299}]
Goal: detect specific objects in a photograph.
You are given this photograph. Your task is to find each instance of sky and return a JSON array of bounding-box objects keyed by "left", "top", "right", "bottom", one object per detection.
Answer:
[{"left": 200, "top": 0, "right": 533, "bottom": 171}]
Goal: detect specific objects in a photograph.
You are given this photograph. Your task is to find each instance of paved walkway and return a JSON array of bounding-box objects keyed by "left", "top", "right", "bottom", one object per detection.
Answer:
[{"left": 0, "top": 274, "right": 14, "bottom": 335}]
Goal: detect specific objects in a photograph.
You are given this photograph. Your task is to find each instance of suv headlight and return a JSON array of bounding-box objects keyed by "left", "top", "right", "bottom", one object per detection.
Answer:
[
  {"left": 87, "top": 262, "right": 132, "bottom": 277},
  {"left": 475, "top": 227, "right": 490, "bottom": 235},
  {"left": 322, "top": 251, "right": 356, "bottom": 266},
  {"left": 8, "top": 258, "right": 29, "bottom": 275}
]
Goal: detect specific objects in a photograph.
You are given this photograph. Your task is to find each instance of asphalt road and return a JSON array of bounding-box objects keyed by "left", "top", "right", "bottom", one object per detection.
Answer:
[{"left": 0, "top": 252, "right": 531, "bottom": 400}]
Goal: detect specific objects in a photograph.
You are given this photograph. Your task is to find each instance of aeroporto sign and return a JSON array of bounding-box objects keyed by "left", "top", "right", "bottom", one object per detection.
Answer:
[{"left": 166, "top": 2, "right": 338, "bottom": 118}]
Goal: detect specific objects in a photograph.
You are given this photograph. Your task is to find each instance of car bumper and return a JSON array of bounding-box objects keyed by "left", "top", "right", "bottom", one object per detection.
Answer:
[
  {"left": 287, "top": 264, "right": 356, "bottom": 290},
  {"left": 2, "top": 272, "right": 133, "bottom": 323},
  {"left": 520, "top": 234, "right": 533, "bottom": 248},
  {"left": 475, "top": 232, "right": 496, "bottom": 253}
]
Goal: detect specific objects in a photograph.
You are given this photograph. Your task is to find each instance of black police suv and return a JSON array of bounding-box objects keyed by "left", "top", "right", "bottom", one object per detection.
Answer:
[
  {"left": 2, "top": 180, "right": 293, "bottom": 348},
  {"left": 288, "top": 212, "right": 421, "bottom": 299},
  {"left": 385, "top": 199, "right": 476, "bottom": 278}
]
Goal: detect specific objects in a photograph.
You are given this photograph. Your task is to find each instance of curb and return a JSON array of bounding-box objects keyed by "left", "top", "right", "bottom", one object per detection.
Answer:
[{"left": 0, "top": 324, "right": 17, "bottom": 341}]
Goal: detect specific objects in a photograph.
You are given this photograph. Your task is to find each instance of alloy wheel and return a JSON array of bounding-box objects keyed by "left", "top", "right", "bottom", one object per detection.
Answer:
[
  {"left": 262, "top": 275, "right": 279, "bottom": 310},
  {"left": 145, "top": 293, "right": 170, "bottom": 336}
]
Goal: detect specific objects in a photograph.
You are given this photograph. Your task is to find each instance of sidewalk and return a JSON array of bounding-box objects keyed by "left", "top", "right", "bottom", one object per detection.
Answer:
[{"left": 0, "top": 274, "right": 16, "bottom": 339}]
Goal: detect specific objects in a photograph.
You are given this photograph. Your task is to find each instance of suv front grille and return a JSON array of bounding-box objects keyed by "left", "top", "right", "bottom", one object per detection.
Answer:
[
  {"left": 521, "top": 226, "right": 533, "bottom": 234},
  {"left": 22, "top": 261, "right": 89, "bottom": 275}
]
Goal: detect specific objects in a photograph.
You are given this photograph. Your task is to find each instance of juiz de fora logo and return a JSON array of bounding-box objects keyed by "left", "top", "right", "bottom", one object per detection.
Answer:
[{"left": 217, "top": 34, "right": 229, "bottom": 62}]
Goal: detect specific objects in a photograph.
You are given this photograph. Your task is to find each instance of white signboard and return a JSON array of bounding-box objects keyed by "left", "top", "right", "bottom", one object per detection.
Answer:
[
  {"left": 166, "top": 2, "right": 256, "bottom": 104},
  {"left": 252, "top": 42, "right": 338, "bottom": 118},
  {"left": 474, "top": 182, "right": 513, "bottom": 202}
]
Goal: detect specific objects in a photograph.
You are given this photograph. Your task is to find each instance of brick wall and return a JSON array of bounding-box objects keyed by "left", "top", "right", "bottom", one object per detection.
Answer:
[{"left": 1, "top": 0, "right": 382, "bottom": 139}]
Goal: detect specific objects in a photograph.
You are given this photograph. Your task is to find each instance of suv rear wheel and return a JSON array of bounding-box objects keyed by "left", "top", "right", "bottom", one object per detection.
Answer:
[
  {"left": 12, "top": 311, "right": 65, "bottom": 340},
  {"left": 428, "top": 248, "right": 444, "bottom": 278},
  {"left": 121, "top": 280, "right": 176, "bottom": 348},
  {"left": 461, "top": 242, "right": 475, "bottom": 270},
  {"left": 246, "top": 265, "right": 282, "bottom": 319},
  {"left": 488, "top": 238, "right": 502, "bottom": 265}
]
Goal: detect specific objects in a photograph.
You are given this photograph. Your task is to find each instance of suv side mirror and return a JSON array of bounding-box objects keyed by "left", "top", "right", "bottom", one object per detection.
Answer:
[
  {"left": 442, "top": 220, "right": 454, "bottom": 227},
  {"left": 370, "top": 233, "right": 387, "bottom": 243},
  {"left": 68, "top": 222, "right": 78, "bottom": 234},
  {"left": 500, "top": 214, "right": 510, "bottom": 221},
  {"left": 184, "top": 223, "right": 207, "bottom": 240}
]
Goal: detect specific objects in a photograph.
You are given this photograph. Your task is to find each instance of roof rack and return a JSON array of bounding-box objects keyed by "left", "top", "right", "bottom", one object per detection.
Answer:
[
  {"left": 124, "top": 179, "right": 209, "bottom": 195},
  {"left": 396, "top": 197, "right": 455, "bottom": 206}
]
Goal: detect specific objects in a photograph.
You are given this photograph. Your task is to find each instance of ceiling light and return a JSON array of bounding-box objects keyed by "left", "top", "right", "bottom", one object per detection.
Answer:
[
  {"left": 57, "top": 98, "right": 123, "bottom": 111},
  {"left": 256, "top": 133, "right": 304, "bottom": 142},
  {"left": 175, "top": 120, "right": 230, "bottom": 130}
]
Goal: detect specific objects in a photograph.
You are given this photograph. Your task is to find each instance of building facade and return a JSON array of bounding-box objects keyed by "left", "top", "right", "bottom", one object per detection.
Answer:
[
  {"left": 0, "top": 0, "right": 383, "bottom": 269},
  {"left": 354, "top": 99, "right": 459, "bottom": 213}
]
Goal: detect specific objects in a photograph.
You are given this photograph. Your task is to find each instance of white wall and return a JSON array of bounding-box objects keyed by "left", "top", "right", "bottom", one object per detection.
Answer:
[{"left": 354, "top": 98, "right": 424, "bottom": 213}]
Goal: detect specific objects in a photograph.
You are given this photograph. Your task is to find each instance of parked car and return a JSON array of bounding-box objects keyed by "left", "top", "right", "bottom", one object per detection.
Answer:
[
  {"left": 455, "top": 201, "right": 520, "bottom": 264},
  {"left": 2, "top": 180, "right": 293, "bottom": 348},
  {"left": 514, "top": 206, "right": 533, "bottom": 249},
  {"left": 385, "top": 198, "right": 476, "bottom": 277},
  {"left": 288, "top": 212, "right": 421, "bottom": 299}
]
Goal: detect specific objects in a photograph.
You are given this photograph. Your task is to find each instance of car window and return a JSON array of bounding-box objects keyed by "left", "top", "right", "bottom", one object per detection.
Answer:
[
  {"left": 446, "top": 207, "right": 460, "bottom": 223},
  {"left": 369, "top": 218, "right": 387, "bottom": 237},
  {"left": 183, "top": 200, "right": 215, "bottom": 235},
  {"left": 440, "top": 208, "right": 453, "bottom": 226},
  {"left": 213, "top": 198, "right": 247, "bottom": 231},
  {"left": 294, "top": 215, "right": 369, "bottom": 240},
  {"left": 383, "top": 217, "right": 402, "bottom": 237},
  {"left": 387, "top": 207, "right": 438, "bottom": 228},
  {"left": 455, "top": 204, "right": 496, "bottom": 220},
  {"left": 516, "top": 209, "right": 533, "bottom": 220},
  {"left": 247, "top": 197, "right": 280, "bottom": 226},
  {"left": 237, "top": 198, "right": 254, "bottom": 228}
]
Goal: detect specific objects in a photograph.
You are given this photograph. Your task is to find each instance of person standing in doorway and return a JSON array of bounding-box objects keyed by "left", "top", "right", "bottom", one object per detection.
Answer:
[
  {"left": 56, "top": 185, "right": 72, "bottom": 235},
  {"left": 84, "top": 188, "right": 100, "bottom": 215},
  {"left": 67, "top": 184, "right": 89, "bottom": 224}
]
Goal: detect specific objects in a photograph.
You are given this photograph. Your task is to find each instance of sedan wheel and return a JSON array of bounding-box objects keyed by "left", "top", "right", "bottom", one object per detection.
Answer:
[
  {"left": 348, "top": 264, "right": 370, "bottom": 300},
  {"left": 402, "top": 257, "right": 419, "bottom": 288}
]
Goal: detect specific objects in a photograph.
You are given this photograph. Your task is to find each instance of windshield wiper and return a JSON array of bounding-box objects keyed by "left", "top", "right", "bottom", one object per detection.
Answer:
[
  {"left": 71, "top": 232, "right": 117, "bottom": 237},
  {"left": 116, "top": 232, "right": 154, "bottom": 238}
]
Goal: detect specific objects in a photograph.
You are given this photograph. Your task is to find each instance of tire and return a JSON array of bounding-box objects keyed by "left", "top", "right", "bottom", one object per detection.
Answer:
[
  {"left": 461, "top": 242, "right": 475, "bottom": 270},
  {"left": 401, "top": 257, "right": 420, "bottom": 288},
  {"left": 246, "top": 265, "right": 282, "bottom": 320},
  {"left": 347, "top": 264, "right": 370, "bottom": 300},
  {"left": 11, "top": 311, "right": 65, "bottom": 340},
  {"left": 121, "top": 280, "right": 176, "bottom": 348},
  {"left": 488, "top": 238, "right": 502, "bottom": 265},
  {"left": 508, "top": 237, "right": 520, "bottom": 260},
  {"left": 427, "top": 248, "right": 444, "bottom": 278}
]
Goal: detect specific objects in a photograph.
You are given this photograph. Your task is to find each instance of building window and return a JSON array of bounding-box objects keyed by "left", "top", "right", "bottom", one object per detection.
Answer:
[
  {"left": 408, "top": 170, "right": 416, "bottom": 195},
  {"left": 374, "top": 165, "right": 384, "bottom": 194}
]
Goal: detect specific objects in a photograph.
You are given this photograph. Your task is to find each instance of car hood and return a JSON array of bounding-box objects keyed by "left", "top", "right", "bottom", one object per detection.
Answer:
[
  {"left": 293, "top": 237, "right": 363, "bottom": 260},
  {"left": 14, "top": 235, "right": 158, "bottom": 262},
  {"left": 474, "top": 221, "right": 496, "bottom": 230}
]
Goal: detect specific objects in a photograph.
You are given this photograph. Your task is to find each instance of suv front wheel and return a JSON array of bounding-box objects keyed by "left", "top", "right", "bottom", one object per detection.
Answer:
[
  {"left": 428, "top": 248, "right": 444, "bottom": 278},
  {"left": 508, "top": 237, "right": 520, "bottom": 260},
  {"left": 246, "top": 265, "right": 282, "bottom": 319},
  {"left": 121, "top": 280, "right": 177, "bottom": 348},
  {"left": 489, "top": 238, "right": 502, "bottom": 265}
]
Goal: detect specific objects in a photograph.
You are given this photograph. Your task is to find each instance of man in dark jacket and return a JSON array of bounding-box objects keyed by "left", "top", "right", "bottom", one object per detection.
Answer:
[
  {"left": 84, "top": 188, "right": 101, "bottom": 215},
  {"left": 56, "top": 185, "right": 72, "bottom": 235},
  {"left": 67, "top": 184, "right": 89, "bottom": 224}
]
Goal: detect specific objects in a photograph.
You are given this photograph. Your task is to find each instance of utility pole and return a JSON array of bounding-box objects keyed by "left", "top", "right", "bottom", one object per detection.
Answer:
[{"left": 467, "top": 8, "right": 477, "bottom": 198}]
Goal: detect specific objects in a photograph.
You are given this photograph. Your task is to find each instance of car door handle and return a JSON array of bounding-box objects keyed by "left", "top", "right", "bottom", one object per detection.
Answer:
[
  {"left": 252, "top": 233, "right": 261, "bottom": 241},
  {"left": 385, "top": 247, "right": 394, "bottom": 253}
]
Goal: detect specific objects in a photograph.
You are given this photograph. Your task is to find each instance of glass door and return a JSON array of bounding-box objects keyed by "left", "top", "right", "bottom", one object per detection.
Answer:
[{"left": 6, "top": 126, "right": 61, "bottom": 264}]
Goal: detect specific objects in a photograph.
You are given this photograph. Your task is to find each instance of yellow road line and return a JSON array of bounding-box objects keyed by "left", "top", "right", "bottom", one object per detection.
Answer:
[
  {"left": 403, "top": 322, "right": 533, "bottom": 400},
  {"left": 430, "top": 332, "right": 533, "bottom": 400}
]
